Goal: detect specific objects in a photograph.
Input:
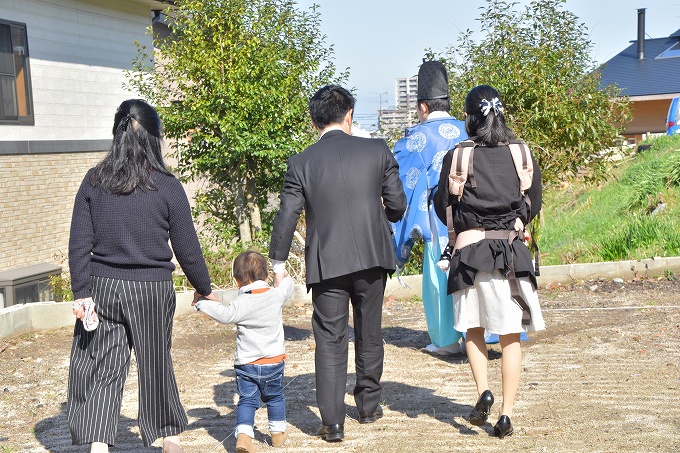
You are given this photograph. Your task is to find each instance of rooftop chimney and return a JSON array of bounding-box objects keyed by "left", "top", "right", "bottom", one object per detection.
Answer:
[{"left": 637, "top": 8, "right": 646, "bottom": 60}]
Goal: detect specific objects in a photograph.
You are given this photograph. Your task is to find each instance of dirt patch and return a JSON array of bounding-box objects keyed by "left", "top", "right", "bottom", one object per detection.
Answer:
[{"left": 1, "top": 278, "right": 679, "bottom": 452}]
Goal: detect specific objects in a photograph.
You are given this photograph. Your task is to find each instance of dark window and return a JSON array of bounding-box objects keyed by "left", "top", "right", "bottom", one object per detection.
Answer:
[{"left": 0, "top": 20, "right": 33, "bottom": 125}]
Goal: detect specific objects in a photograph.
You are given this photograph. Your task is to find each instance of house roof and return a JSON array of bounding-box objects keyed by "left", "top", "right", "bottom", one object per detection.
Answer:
[{"left": 599, "top": 29, "right": 680, "bottom": 99}]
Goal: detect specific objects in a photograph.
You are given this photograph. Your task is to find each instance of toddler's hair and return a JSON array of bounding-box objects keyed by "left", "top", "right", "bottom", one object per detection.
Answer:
[{"left": 233, "top": 251, "right": 269, "bottom": 285}]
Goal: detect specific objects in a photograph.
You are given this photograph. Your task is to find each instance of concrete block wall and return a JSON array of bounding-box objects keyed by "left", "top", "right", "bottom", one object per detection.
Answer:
[
  {"left": 0, "top": 151, "right": 103, "bottom": 270},
  {"left": 3, "top": 258, "right": 680, "bottom": 340}
]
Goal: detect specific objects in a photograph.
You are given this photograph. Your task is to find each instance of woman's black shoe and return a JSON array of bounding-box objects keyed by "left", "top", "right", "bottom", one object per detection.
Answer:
[
  {"left": 493, "top": 415, "right": 514, "bottom": 439},
  {"left": 468, "top": 389, "right": 494, "bottom": 426}
]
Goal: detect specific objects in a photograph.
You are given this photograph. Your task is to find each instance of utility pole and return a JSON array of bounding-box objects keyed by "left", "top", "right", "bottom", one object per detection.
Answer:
[{"left": 377, "top": 91, "right": 388, "bottom": 129}]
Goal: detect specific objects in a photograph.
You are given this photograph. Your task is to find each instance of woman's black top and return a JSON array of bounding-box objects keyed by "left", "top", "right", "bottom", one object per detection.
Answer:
[{"left": 433, "top": 140, "right": 542, "bottom": 295}]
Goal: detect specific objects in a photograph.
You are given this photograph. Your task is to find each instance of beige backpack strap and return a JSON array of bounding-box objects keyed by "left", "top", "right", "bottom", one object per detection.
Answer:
[
  {"left": 508, "top": 141, "right": 533, "bottom": 192},
  {"left": 508, "top": 140, "right": 541, "bottom": 277},
  {"left": 447, "top": 141, "right": 476, "bottom": 201},
  {"left": 446, "top": 200, "right": 456, "bottom": 236}
]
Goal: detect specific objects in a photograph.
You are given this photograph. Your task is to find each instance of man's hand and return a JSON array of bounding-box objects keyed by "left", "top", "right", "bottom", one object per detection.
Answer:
[{"left": 273, "top": 270, "right": 289, "bottom": 288}]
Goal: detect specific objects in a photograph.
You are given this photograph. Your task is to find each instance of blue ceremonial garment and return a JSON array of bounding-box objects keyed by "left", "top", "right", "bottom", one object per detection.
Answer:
[{"left": 391, "top": 116, "right": 467, "bottom": 347}]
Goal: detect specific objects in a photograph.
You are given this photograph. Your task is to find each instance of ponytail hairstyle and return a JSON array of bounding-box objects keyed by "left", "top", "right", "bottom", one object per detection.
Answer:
[
  {"left": 91, "top": 99, "right": 171, "bottom": 194},
  {"left": 464, "top": 85, "right": 514, "bottom": 146}
]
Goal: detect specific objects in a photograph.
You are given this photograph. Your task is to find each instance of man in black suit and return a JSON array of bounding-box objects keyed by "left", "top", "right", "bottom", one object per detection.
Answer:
[{"left": 269, "top": 85, "right": 406, "bottom": 441}]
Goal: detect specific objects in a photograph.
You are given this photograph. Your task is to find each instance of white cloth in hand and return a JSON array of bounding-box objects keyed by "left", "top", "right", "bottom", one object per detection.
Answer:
[
  {"left": 72, "top": 297, "right": 99, "bottom": 331},
  {"left": 436, "top": 259, "right": 450, "bottom": 272}
]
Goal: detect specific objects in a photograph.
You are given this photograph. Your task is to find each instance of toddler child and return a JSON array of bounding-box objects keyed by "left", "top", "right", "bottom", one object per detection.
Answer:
[{"left": 193, "top": 251, "right": 294, "bottom": 453}]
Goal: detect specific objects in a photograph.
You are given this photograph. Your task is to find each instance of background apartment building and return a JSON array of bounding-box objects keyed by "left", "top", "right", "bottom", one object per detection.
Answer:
[
  {"left": 395, "top": 76, "right": 418, "bottom": 110},
  {"left": 379, "top": 76, "right": 418, "bottom": 132}
]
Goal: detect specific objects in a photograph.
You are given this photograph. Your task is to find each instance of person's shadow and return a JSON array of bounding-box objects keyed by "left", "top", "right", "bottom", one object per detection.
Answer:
[
  {"left": 381, "top": 325, "right": 503, "bottom": 362},
  {"left": 34, "top": 403, "right": 161, "bottom": 452},
  {"left": 187, "top": 373, "right": 492, "bottom": 452},
  {"left": 186, "top": 324, "right": 320, "bottom": 452},
  {"left": 187, "top": 323, "right": 498, "bottom": 452}
]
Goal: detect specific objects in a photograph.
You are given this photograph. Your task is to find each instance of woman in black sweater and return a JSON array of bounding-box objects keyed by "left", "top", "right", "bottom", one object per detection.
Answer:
[
  {"left": 68, "top": 99, "right": 217, "bottom": 453},
  {"left": 434, "top": 85, "right": 545, "bottom": 439}
]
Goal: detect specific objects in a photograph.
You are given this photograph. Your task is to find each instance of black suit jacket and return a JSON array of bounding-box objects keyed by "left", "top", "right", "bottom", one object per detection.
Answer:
[{"left": 269, "top": 130, "right": 407, "bottom": 287}]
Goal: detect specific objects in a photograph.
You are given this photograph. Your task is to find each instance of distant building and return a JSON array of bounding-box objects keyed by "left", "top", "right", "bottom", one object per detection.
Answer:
[
  {"left": 378, "top": 108, "right": 416, "bottom": 133},
  {"left": 395, "top": 76, "right": 418, "bottom": 110},
  {"left": 378, "top": 76, "right": 418, "bottom": 132}
]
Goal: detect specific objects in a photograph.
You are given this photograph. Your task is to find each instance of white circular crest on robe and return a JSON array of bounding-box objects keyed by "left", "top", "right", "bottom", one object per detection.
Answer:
[
  {"left": 400, "top": 244, "right": 412, "bottom": 259},
  {"left": 406, "top": 132, "right": 427, "bottom": 153},
  {"left": 439, "top": 236, "right": 450, "bottom": 252},
  {"left": 418, "top": 191, "right": 429, "bottom": 211},
  {"left": 431, "top": 150, "right": 447, "bottom": 173},
  {"left": 405, "top": 167, "right": 421, "bottom": 189},
  {"left": 410, "top": 224, "right": 423, "bottom": 239},
  {"left": 438, "top": 123, "right": 461, "bottom": 139}
]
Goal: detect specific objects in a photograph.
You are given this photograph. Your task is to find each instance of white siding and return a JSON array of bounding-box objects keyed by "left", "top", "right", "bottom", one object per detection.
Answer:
[{"left": 0, "top": 0, "right": 156, "bottom": 141}]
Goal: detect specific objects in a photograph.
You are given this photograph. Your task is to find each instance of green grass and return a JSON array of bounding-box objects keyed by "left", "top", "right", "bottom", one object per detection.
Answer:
[{"left": 540, "top": 135, "right": 680, "bottom": 265}]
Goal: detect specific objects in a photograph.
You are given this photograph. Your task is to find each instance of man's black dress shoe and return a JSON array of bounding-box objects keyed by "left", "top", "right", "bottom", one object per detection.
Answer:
[
  {"left": 316, "top": 423, "right": 344, "bottom": 442},
  {"left": 358, "top": 405, "right": 384, "bottom": 424},
  {"left": 469, "top": 389, "right": 494, "bottom": 426},
  {"left": 493, "top": 415, "right": 514, "bottom": 439}
]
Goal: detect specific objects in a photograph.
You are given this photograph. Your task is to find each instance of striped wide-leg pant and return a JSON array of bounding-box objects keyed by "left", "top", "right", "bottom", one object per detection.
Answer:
[{"left": 67, "top": 276, "right": 188, "bottom": 447}]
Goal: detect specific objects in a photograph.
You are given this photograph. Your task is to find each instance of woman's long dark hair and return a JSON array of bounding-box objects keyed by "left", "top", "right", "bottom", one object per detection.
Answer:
[
  {"left": 91, "top": 99, "right": 171, "bottom": 194},
  {"left": 464, "top": 85, "right": 514, "bottom": 146}
]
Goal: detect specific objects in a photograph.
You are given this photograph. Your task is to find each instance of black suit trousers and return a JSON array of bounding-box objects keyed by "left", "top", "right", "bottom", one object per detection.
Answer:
[{"left": 311, "top": 267, "right": 387, "bottom": 426}]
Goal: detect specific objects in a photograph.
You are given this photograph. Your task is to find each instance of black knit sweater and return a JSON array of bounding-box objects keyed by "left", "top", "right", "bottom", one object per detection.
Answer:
[{"left": 69, "top": 168, "right": 212, "bottom": 299}]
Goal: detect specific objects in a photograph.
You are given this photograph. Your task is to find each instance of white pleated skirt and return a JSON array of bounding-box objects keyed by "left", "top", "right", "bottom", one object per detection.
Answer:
[{"left": 453, "top": 270, "right": 545, "bottom": 335}]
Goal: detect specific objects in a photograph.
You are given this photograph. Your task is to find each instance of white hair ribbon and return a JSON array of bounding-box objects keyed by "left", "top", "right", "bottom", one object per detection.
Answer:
[{"left": 480, "top": 97, "right": 504, "bottom": 116}]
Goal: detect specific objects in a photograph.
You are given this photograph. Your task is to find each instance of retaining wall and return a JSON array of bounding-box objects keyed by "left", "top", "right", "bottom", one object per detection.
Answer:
[{"left": 2, "top": 256, "right": 679, "bottom": 340}]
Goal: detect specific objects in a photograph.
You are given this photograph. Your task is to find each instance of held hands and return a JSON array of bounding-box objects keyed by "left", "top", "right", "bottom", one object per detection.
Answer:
[
  {"left": 273, "top": 270, "right": 289, "bottom": 288},
  {"left": 192, "top": 291, "right": 220, "bottom": 306}
]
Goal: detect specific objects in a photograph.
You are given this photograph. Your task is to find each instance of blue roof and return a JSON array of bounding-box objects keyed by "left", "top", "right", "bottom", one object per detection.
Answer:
[{"left": 599, "top": 29, "right": 680, "bottom": 97}]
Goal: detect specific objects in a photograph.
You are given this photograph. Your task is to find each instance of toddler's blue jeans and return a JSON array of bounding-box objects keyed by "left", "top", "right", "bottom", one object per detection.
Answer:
[{"left": 234, "top": 361, "right": 286, "bottom": 438}]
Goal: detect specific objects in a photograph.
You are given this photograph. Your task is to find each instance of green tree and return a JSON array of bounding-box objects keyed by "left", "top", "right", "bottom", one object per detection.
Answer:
[
  {"left": 127, "top": 0, "right": 345, "bottom": 244},
  {"left": 432, "top": 0, "right": 631, "bottom": 186}
]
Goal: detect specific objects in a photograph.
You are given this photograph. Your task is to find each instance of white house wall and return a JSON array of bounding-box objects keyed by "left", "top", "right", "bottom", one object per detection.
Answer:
[
  {"left": 0, "top": 0, "right": 164, "bottom": 274},
  {"left": 0, "top": 0, "right": 155, "bottom": 141}
]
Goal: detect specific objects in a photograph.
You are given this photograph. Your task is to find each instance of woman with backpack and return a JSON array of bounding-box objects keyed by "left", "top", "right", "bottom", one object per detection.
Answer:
[{"left": 433, "top": 85, "right": 545, "bottom": 439}]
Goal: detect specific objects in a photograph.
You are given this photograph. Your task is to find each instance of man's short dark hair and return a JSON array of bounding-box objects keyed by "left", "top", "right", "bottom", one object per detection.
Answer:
[
  {"left": 309, "top": 85, "right": 355, "bottom": 129},
  {"left": 233, "top": 251, "right": 269, "bottom": 285},
  {"left": 417, "top": 98, "right": 450, "bottom": 114}
]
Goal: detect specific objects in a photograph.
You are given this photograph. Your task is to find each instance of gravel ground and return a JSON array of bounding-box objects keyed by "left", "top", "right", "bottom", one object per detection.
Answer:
[{"left": 1, "top": 278, "right": 679, "bottom": 452}]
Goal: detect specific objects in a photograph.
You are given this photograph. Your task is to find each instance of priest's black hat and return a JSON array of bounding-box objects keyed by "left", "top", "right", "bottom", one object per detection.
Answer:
[{"left": 417, "top": 60, "right": 449, "bottom": 100}]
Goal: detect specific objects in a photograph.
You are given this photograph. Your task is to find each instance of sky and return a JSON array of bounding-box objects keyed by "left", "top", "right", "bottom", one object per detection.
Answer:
[{"left": 295, "top": 0, "right": 680, "bottom": 129}]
